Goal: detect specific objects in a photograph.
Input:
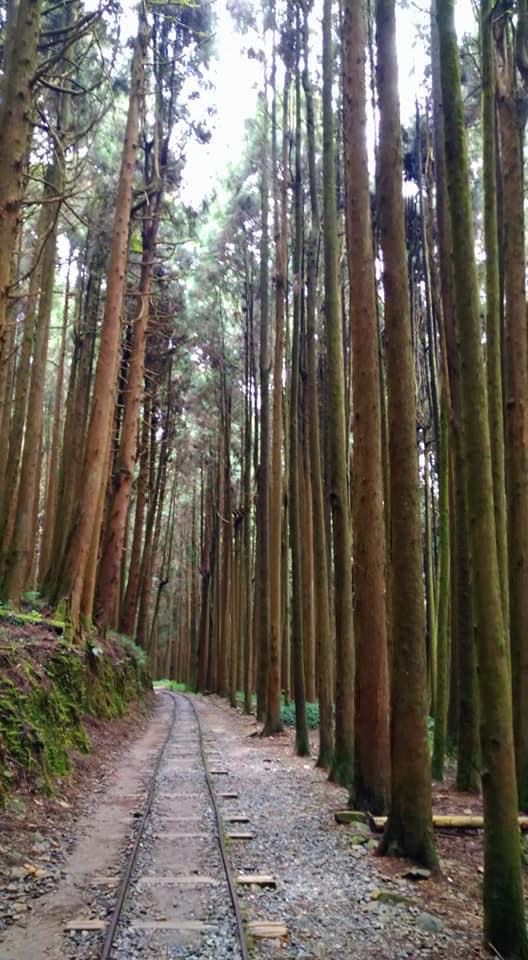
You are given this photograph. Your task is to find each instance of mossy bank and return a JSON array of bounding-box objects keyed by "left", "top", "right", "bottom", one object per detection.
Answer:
[{"left": 0, "top": 613, "right": 151, "bottom": 804}]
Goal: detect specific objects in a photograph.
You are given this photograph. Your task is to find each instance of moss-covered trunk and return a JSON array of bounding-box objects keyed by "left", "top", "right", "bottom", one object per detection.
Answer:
[
  {"left": 495, "top": 17, "right": 528, "bottom": 811},
  {"left": 438, "top": 0, "right": 528, "bottom": 950}
]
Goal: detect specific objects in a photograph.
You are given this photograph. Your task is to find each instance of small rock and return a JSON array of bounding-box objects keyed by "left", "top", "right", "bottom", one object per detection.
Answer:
[
  {"left": 349, "top": 834, "right": 368, "bottom": 846},
  {"left": 416, "top": 911, "right": 443, "bottom": 934},
  {"left": 401, "top": 867, "right": 432, "bottom": 881}
]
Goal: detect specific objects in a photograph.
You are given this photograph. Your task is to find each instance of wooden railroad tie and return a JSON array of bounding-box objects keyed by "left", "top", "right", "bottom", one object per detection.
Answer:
[
  {"left": 155, "top": 832, "right": 209, "bottom": 840},
  {"left": 138, "top": 875, "right": 219, "bottom": 886},
  {"left": 210, "top": 770, "right": 229, "bottom": 775},
  {"left": 130, "top": 921, "right": 213, "bottom": 931},
  {"left": 226, "top": 831, "right": 254, "bottom": 840},
  {"left": 65, "top": 920, "right": 107, "bottom": 931},
  {"left": 224, "top": 814, "right": 250, "bottom": 823},
  {"left": 236, "top": 874, "right": 276, "bottom": 889},
  {"left": 218, "top": 792, "right": 238, "bottom": 799},
  {"left": 247, "top": 921, "right": 288, "bottom": 940}
]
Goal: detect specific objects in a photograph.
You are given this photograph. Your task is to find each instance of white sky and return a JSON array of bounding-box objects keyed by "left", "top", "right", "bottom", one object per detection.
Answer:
[
  {"left": 181, "top": 2, "right": 262, "bottom": 206},
  {"left": 180, "top": 0, "right": 476, "bottom": 207}
]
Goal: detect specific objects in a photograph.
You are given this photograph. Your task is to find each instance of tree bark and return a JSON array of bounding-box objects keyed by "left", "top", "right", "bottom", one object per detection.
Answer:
[
  {"left": 57, "top": 15, "right": 147, "bottom": 629},
  {"left": 343, "top": 0, "right": 390, "bottom": 813},
  {"left": 376, "top": 0, "right": 437, "bottom": 867},
  {"left": 0, "top": 0, "right": 42, "bottom": 370},
  {"left": 323, "top": 0, "right": 354, "bottom": 789},
  {"left": 437, "top": 0, "right": 528, "bottom": 948}
]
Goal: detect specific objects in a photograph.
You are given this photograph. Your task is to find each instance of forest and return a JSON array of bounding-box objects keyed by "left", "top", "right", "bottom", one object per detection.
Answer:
[{"left": 1, "top": 0, "right": 528, "bottom": 955}]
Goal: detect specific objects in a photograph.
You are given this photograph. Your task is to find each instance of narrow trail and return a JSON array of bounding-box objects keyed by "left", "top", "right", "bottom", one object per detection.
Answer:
[
  {"left": 0, "top": 693, "right": 485, "bottom": 960},
  {"left": 0, "top": 693, "right": 248, "bottom": 960}
]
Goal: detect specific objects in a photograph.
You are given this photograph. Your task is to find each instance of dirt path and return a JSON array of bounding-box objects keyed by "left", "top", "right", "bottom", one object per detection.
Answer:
[
  {"left": 0, "top": 695, "right": 171, "bottom": 959},
  {"left": 0, "top": 693, "right": 489, "bottom": 960}
]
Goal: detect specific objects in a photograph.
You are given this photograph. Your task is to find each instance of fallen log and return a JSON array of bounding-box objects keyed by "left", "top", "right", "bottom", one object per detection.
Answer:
[{"left": 368, "top": 814, "right": 528, "bottom": 832}]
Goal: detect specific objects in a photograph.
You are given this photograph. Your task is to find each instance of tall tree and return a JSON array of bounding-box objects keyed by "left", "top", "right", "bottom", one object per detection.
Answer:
[
  {"left": 322, "top": 0, "right": 354, "bottom": 789},
  {"left": 264, "top": 26, "right": 289, "bottom": 735},
  {"left": 302, "top": 4, "right": 334, "bottom": 768},
  {"left": 495, "top": 8, "right": 528, "bottom": 811},
  {"left": 376, "top": 0, "right": 437, "bottom": 866},
  {"left": 56, "top": 13, "right": 147, "bottom": 629},
  {"left": 438, "top": 0, "right": 528, "bottom": 950},
  {"left": 342, "top": 0, "right": 390, "bottom": 813},
  {"left": 0, "top": 0, "right": 42, "bottom": 371},
  {"left": 289, "top": 8, "right": 309, "bottom": 756}
]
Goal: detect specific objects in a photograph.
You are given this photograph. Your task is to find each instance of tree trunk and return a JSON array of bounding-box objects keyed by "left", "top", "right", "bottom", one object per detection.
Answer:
[
  {"left": 0, "top": 0, "right": 42, "bottom": 369},
  {"left": 323, "top": 0, "right": 354, "bottom": 789},
  {"left": 289, "top": 19, "right": 309, "bottom": 756},
  {"left": 38, "top": 258, "right": 71, "bottom": 584},
  {"left": 255, "top": 71, "right": 271, "bottom": 723},
  {"left": 96, "top": 186, "right": 162, "bottom": 628},
  {"left": 3, "top": 157, "right": 61, "bottom": 602},
  {"left": 495, "top": 18, "right": 528, "bottom": 811},
  {"left": 482, "top": 0, "right": 509, "bottom": 632},
  {"left": 431, "top": 386, "right": 450, "bottom": 779},
  {"left": 376, "top": 0, "right": 437, "bottom": 867},
  {"left": 57, "top": 15, "right": 147, "bottom": 629},
  {"left": 302, "top": 5, "right": 334, "bottom": 767},
  {"left": 263, "top": 43, "right": 288, "bottom": 736},
  {"left": 437, "top": 0, "right": 528, "bottom": 949},
  {"left": 343, "top": 0, "right": 390, "bottom": 813},
  {"left": 121, "top": 388, "right": 149, "bottom": 636}
]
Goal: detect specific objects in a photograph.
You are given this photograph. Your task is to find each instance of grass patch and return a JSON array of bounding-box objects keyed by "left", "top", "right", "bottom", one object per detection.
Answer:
[{"left": 154, "top": 679, "right": 189, "bottom": 692}]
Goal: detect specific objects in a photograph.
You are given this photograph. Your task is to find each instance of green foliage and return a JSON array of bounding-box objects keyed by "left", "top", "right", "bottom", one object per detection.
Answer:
[
  {"left": 109, "top": 631, "right": 148, "bottom": 669},
  {"left": 0, "top": 632, "right": 150, "bottom": 804},
  {"left": 154, "top": 679, "right": 188, "bottom": 692},
  {"left": 281, "top": 700, "right": 320, "bottom": 730}
]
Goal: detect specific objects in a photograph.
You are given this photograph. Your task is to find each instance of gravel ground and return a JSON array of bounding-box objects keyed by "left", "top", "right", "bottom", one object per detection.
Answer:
[
  {"left": 194, "top": 695, "right": 485, "bottom": 960},
  {"left": 0, "top": 691, "right": 487, "bottom": 960}
]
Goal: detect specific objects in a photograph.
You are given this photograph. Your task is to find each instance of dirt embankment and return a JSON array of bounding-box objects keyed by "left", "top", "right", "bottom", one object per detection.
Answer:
[{"left": 0, "top": 613, "right": 151, "bottom": 804}]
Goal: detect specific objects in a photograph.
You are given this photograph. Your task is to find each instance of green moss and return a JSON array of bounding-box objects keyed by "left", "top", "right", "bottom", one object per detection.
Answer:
[
  {"left": 0, "top": 631, "right": 150, "bottom": 803},
  {"left": 0, "top": 606, "right": 65, "bottom": 632}
]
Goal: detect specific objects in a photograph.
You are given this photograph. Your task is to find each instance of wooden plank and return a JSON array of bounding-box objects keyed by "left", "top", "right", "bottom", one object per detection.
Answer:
[
  {"left": 218, "top": 792, "right": 238, "bottom": 799},
  {"left": 65, "top": 919, "right": 106, "bottom": 931},
  {"left": 236, "top": 874, "right": 276, "bottom": 888},
  {"left": 370, "top": 814, "right": 528, "bottom": 832},
  {"left": 248, "top": 921, "right": 288, "bottom": 940},
  {"left": 158, "top": 793, "right": 202, "bottom": 800},
  {"left": 156, "top": 816, "right": 202, "bottom": 822},
  {"left": 226, "top": 832, "right": 254, "bottom": 840},
  {"left": 139, "top": 876, "right": 219, "bottom": 886},
  {"left": 130, "top": 921, "right": 213, "bottom": 931},
  {"left": 155, "top": 832, "right": 208, "bottom": 840},
  {"left": 224, "top": 815, "right": 250, "bottom": 823},
  {"left": 334, "top": 810, "right": 369, "bottom": 825},
  {"left": 210, "top": 770, "right": 229, "bottom": 775}
]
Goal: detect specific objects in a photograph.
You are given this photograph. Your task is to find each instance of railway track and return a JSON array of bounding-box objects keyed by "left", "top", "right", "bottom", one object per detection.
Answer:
[{"left": 67, "top": 692, "right": 251, "bottom": 960}]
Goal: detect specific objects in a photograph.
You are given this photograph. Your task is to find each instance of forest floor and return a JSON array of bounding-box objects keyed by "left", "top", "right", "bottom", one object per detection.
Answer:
[{"left": 0, "top": 691, "right": 513, "bottom": 959}]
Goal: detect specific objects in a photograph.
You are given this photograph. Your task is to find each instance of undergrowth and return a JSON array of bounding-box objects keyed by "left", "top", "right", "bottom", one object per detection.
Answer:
[
  {"left": 0, "top": 620, "right": 150, "bottom": 804},
  {"left": 154, "top": 679, "right": 188, "bottom": 692}
]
